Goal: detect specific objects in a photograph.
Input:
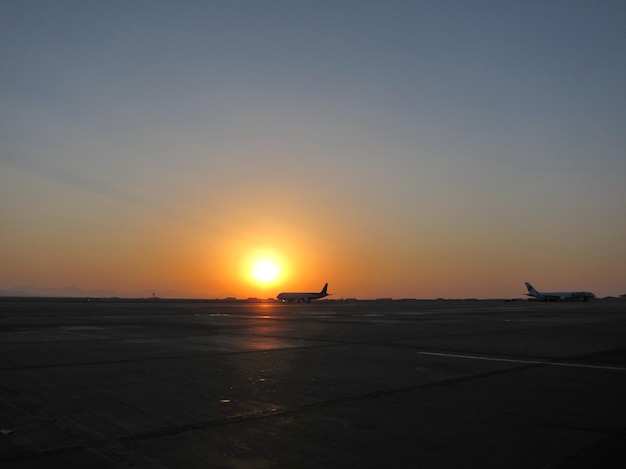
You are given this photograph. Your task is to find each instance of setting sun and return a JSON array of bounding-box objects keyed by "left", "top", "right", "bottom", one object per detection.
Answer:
[
  {"left": 239, "top": 244, "right": 293, "bottom": 295},
  {"left": 251, "top": 259, "right": 280, "bottom": 284}
]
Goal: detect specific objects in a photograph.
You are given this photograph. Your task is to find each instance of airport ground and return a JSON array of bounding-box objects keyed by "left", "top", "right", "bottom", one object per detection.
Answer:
[{"left": 1, "top": 297, "right": 625, "bottom": 468}]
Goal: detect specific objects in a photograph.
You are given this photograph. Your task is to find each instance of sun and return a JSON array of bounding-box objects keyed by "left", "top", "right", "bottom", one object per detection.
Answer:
[{"left": 251, "top": 259, "right": 280, "bottom": 284}]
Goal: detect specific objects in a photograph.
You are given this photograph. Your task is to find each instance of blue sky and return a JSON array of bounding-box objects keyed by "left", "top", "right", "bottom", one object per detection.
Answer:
[{"left": 2, "top": 1, "right": 625, "bottom": 298}]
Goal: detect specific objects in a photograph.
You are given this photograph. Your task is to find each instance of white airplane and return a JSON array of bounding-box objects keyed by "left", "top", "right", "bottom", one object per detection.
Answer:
[
  {"left": 277, "top": 283, "right": 329, "bottom": 303},
  {"left": 525, "top": 282, "right": 595, "bottom": 302}
]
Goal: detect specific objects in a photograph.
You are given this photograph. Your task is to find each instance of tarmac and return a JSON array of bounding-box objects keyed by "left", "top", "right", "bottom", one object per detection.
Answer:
[{"left": 1, "top": 297, "right": 625, "bottom": 468}]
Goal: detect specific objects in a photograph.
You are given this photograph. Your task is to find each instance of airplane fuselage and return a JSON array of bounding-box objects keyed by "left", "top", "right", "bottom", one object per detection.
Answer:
[
  {"left": 525, "top": 282, "right": 595, "bottom": 302},
  {"left": 277, "top": 283, "right": 329, "bottom": 303}
]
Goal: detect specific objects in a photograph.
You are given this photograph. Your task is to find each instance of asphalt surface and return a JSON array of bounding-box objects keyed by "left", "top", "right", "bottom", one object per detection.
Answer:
[{"left": 1, "top": 298, "right": 625, "bottom": 468}]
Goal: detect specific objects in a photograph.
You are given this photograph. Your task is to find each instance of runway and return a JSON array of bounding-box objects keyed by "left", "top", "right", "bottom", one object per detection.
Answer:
[{"left": 1, "top": 298, "right": 625, "bottom": 468}]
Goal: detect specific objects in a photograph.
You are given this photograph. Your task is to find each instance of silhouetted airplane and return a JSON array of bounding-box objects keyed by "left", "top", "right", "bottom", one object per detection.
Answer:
[
  {"left": 277, "top": 283, "right": 329, "bottom": 303},
  {"left": 525, "top": 282, "right": 595, "bottom": 302}
]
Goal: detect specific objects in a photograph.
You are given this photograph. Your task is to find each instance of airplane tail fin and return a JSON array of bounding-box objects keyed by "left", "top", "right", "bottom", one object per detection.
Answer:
[
  {"left": 525, "top": 282, "right": 539, "bottom": 296},
  {"left": 320, "top": 283, "right": 328, "bottom": 294}
]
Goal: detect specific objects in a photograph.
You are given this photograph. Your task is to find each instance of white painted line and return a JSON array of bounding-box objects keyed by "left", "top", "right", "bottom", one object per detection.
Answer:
[{"left": 417, "top": 351, "right": 626, "bottom": 372}]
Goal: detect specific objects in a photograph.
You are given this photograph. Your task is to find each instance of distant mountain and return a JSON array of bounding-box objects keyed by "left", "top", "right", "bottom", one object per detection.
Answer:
[
  {"left": 0, "top": 288, "right": 32, "bottom": 297},
  {"left": 0, "top": 286, "right": 120, "bottom": 298},
  {"left": 0, "top": 286, "right": 205, "bottom": 299}
]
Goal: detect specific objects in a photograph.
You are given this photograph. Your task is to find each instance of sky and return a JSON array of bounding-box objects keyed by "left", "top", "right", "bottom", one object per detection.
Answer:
[{"left": 1, "top": 0, "right": 625, "bottom": 299}]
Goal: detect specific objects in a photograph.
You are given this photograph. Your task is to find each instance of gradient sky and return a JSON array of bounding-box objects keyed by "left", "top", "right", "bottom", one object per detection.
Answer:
[{"left": 2, "top": 0, "right": 625, "bottom": 299}]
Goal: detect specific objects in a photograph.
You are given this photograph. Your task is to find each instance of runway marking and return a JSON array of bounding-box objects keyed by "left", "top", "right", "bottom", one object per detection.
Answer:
[{"left": 417, "top": 351, "right": 626, "bottom": 372}]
